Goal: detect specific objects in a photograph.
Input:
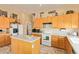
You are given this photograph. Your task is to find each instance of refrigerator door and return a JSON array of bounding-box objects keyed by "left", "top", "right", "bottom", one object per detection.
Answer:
[
  {"left": 18, "top": 25, "right": 23, "bottom": 35},
  {"left": 27, "top": 23, "right": 32, "bottom": 35}
]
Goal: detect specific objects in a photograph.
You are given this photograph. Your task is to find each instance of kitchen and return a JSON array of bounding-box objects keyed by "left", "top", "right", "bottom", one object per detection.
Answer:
[{"left": 0, "top": 4, "right": 79, "bottom": 54}]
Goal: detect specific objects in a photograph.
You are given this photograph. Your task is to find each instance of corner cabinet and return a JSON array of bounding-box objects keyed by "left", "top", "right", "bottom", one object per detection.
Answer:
[
  {"left": 51, "top": 35, "right": 65, "bottom": 49},
  {"left": 51, "top": 35, "right": 73, "bottom": 54},
  {"left": 65, "top": 37, "right": 73, "bottom": 54}
]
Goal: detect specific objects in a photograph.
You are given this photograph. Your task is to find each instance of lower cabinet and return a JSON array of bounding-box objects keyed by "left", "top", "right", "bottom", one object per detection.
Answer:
[
  {"left": 51, "top": 35, "right": 65, "bottom": 49},
  {"left": 0, "top": 34, "right": 11, "bottom": 47},
  {"left": 0, "top": 35, "right": 5, "bottom": 46},
  {"left": 51, "top": 35, "right": 59, "bottom": 48},
  {"left": 65, "top": 38, "right": 73, "bottom": 54},
  {"left": 11, "top": 37, "right": 40, "bottom": 54},
  {"left": 58, "top": 36, "right": 66, "bottom": 49},
  {"left": 4, "top": 35, "right": 11, "bottom": 45},
  {"left": 51, "top": 35, "right": 73, "bottom": 54}
]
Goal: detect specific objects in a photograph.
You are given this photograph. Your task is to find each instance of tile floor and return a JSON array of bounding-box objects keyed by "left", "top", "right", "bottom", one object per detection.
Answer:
[
  {"left": 0, "top": 45, "right": 66, "bottom": 54},
  {"left": 40, "top": 45, "right": 66, "bottom": 54}
]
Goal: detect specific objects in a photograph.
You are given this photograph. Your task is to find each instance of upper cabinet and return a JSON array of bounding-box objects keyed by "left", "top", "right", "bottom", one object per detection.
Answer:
[
  {"left": 0, "top": 17, "right": 9, "bottom": 29},
  {"left": 51, "top": 13, "right": 79, "bottom": 28},
  {"left": 9, "top": 18, "right": 16, "bottom": 23},
  {"left": 33, "top": 18, "right": 43, "bottom": 29},
  {"left": 0, "top": 16, "right": 16, "bottom": 29},
  {"left": 63, "top": 13, "right": 79, "bottom": 28},
  {"left": 33, "top": 13, "right": 79, "bottom": 29}
]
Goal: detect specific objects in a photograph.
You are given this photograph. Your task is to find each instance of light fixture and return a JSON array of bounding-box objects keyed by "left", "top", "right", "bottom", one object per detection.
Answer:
[{"left": 40, "top": 4, "right": 42, "bottom": 7}]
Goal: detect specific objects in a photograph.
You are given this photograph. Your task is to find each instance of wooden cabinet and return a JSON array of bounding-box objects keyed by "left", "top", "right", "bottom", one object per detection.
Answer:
[
  {"left": 33, "top": 13, "right": 79, "bottom": 29},
  {"left": 71, "top": 13, "right": 79, "bottom": 28},
  {"left": 51, "top": 35, "right": 66, "bottom": 49},
  {"left": 32, "top": 33, "right": 42, "bottom": 44},
  {"left": 58, "top": 36, "right": 66, "bottom": 49},
  {"left": 52, "top": 16, "right": 58, "bottom": 28},
  {"left": 63, "top": 13, "right": 79, "bottom": 28},
  {"left": 51, "top": 35, "right": 73, "bottom": 54},
  {"left": 9, "top": 18, "right": 16, "bottom": 23},
  {"left": 0, "top": 34, "right": 11, "bottom": 47},
  {"left": 4, "top": 35, "right": 11, "bottom": 45},
  {"left": 33, "top": 18, "right": 42, "bottom": 29},
  {"left": 0, "top": 35, "right": 5, "bottom": 46},
  {"left": 0, "top": 17, "right": 10, "bottom": 29},
  {"left": 51, "top": 35, "right": 59, "bottom": 48},
  {"left": 0, "top": 16, "right": 16, "bottom": 29},
  {"left": 11, "top": 37, "right": 40, "bottom": 54},
  {"left": 65, "top": 38, "right": 73, "bottom": 54}
]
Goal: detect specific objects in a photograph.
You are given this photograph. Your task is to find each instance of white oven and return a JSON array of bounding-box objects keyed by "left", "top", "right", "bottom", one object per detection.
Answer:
[
  {"left": 42, "top": 23, "right": 53, "bottom": 46},
  {"left": 42, "top": 33, "right": 51, "bottom": 46},
  {"left": 10, "top": 23, "right": 23, "bottom": 35}
]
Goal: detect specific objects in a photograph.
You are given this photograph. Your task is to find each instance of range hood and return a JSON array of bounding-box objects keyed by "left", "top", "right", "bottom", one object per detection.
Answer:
[{"left": 43, "top": 22, "right": 52, "bottom": 28}]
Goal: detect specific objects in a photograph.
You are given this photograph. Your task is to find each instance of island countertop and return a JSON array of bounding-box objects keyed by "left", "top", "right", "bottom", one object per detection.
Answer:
[{"left": 11, "top": 35, "right": 40, "bottom": 43}]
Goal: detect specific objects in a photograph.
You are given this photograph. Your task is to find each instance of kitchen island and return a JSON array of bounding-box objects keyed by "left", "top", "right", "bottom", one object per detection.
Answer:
[{"left": 11, "top": 35, "right": 40, "bottom": 54}]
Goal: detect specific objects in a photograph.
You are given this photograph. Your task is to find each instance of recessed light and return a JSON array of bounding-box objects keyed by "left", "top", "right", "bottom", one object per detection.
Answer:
[{"left": 40, "top": 4, "right": 42, "bottom": 7}]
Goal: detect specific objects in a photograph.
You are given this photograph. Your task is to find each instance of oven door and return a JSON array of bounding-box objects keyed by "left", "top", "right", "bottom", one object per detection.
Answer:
[
  {"left": 12, "top": 28, "right": 18, "bottom": 35},
  {"left": 13, "top": 28, "right": 18, "bottom": 33},
  {"left": 42, "top": 33, "right": 51, "bottom": 46}
]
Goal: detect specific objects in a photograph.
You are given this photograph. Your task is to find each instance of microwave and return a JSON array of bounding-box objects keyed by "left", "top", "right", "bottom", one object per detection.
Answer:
[{"left": 13, "top": 28, "right": 18, "bottom": 33}]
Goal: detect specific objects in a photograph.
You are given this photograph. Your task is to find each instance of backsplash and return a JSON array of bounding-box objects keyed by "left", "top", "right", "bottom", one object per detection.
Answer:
[{"left": 41, "top": 28, "right": 76, "bottom": 36}]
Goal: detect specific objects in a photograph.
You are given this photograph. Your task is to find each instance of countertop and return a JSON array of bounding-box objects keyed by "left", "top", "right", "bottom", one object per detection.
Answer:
[
  {"left": 33, "top": 31, "right": 79, "bottom": 54},
  {"left": 0, "top": 32, "right": 10, "bottom": 35},
  {"left": 67, "top": 35, "right": 79, "bottom": 54},
  {"left": 50, "top": 33, "right": 79, "bottom": 54},
  {"left": 11, "top": 35, "right": 40, "bottom": 43}
]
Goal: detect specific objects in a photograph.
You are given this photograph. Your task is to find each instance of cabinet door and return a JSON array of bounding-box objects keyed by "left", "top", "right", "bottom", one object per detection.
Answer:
[
  {"left": 58, "top": 36, "right": 65, "bottom": 49},
  {"left": 4, "top": 35, "right": 11, "bottom": 45},
  {"left": 63, "top": 14, "right": 72, "bottom": 28},
  {"left": 52, "top": 16, "right": 58, "bottom": 28},
  {"left": 0, "top": 17, "right": 3, "bottom": 28},
  {"left": 33, "top": 18, "right": 42, "bottom": 29},
  {"left": 0, "top": 35, "right": 5, "bottom": 47},
  {"left": 63, "top": 13, "right": 79, "bottom": 28},
  {"left": 57, "top": 16, "right": 64, "bottom": 28},
  {"left": 51, "top": 35, "right": 59, "bottom": 48},
  {"left": 65, "top": 38, "right": 72, "bottom": 54},
  {"left": 11, "top": 39, "right": 19, "bottom": 54},
  {"left": 8, "top": 17, "right": 16, "bottom": 23},
  {"left": 0, "top": 17, "right": 10, "bottom": 29},
  {"left": 71, "top": 13, "right": 79, "bottom": 28}
]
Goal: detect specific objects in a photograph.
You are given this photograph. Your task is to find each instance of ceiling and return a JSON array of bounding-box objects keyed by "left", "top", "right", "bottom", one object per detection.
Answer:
[{"left": 0, "top": 4, "right": 79, "bottom": 14}]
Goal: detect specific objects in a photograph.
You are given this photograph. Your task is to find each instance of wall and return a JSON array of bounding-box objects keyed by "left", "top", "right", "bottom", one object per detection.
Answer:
[
  {"left": 0, "top": 4, "right": 79, "bottom": 34},
  {"left": 0, "top": 5, "right": 32, "bottom": 34}
]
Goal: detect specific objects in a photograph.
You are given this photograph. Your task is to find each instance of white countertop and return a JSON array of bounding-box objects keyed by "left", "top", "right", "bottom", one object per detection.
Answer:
[
  {"left": 67, "top": 35, "right": 79, "bottom": 54},
  {"left": 11, "top": 35, "right": 40, "bottom": 43},
  {"left": 51, "top": 33, "right": 79, "bottom": 54},
  {"left": 33, "top": 29, "right": 79, "bottom": 54}
]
